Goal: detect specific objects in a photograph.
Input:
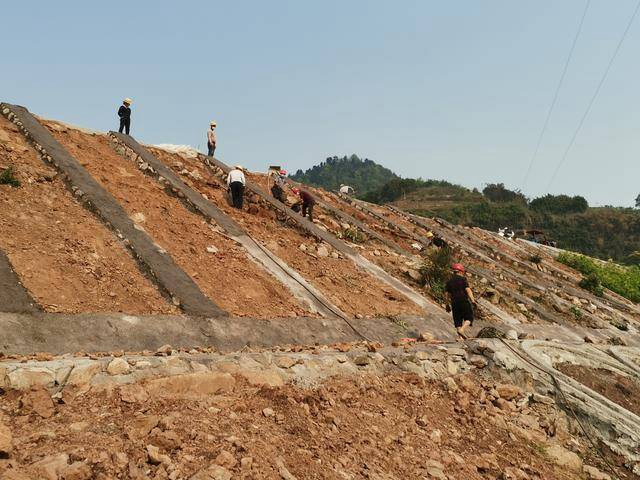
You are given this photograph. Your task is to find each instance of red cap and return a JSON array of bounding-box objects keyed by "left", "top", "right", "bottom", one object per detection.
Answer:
[
  {"left": 279, "top": 169, "right": 287, "bottom": 175},
  {"left": 292, "top": 187, "right": 301, "bottom": 195},
  {"left": 451, "top": 263, "right": 465, "bottom": 273}
]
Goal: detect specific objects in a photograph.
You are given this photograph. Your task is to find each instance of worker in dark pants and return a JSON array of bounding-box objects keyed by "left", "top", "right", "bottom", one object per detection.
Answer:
[
  {"left": 292, "top": 187, "right": 315, "bottom": 222},
  {"left": 227, "top": 165, "right": 246, "bottom": 209},
  {"left": 271, "top": 169, "right": 288, "bottom": 203},
  {"left": 445, "top": 263, "right": 476, "bottom": 339},
  {"left": 118, "top": 98, "right": 132, "bottom": 135},
  {"left": 207, "top": 121, "right": 217, "bottom": 156}
]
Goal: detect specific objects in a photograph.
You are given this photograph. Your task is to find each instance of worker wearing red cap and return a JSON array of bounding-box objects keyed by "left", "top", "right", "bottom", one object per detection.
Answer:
[{"left": 445, "top": 263, "right": 476, "bottom": 339}]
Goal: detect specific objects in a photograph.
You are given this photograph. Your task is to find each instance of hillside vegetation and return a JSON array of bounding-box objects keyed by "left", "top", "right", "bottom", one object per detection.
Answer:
[
  {"left": 292, "top": 155, "right": 640, "bottom": 263},
  {"left": 291, "top": 155, "right": 398, "bottom": 194}
]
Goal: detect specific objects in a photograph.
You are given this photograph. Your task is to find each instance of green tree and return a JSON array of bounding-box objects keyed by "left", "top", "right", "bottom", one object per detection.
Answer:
[{"left": 482, "top": 183, "right": 527, "bottom": 204}]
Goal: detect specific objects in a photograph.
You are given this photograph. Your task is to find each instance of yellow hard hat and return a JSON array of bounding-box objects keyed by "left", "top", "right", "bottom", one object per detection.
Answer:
[
  {"left": 426, "top": 231, "right": 434, "bottom": 238},
  {"left": 123, "top": 98, "right": 133, "bottom": 105},
  {"left": 210, "top": 121, "right": 217, "bottom": 127}
]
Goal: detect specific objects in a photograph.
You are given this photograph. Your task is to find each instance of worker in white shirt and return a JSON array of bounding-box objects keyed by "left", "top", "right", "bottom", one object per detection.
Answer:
[
  {"left": 227, "top": 165, "right": 246, "bottom": 209},
  {"left": 339, "top": 184, "right": 354, "bottom": 195}
]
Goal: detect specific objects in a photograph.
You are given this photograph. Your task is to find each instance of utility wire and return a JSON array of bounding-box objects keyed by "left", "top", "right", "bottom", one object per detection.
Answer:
[
  {"left": 546, "top": 0, "right": 640, "bottom": 192},
  {"left": 521, "top": 0, "right": 591, "bottom": 191}
]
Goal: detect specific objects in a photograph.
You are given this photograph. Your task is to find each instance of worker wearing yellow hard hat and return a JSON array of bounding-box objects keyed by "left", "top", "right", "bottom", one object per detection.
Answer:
[
  {"left": 118, "top": 98, "right": 133, "bottom": 135},
  {"left": 207, "top": 121, "right": 217, "bottom": 157}
]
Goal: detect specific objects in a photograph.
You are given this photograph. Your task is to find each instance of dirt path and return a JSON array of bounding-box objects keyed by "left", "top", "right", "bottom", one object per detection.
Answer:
[
  {"left": 0, "top": 117, "right": 174, "bottom": 314},
  {"left": 45, "top": 124, "right": 308, "bottom": 319},
  {"left": 557, "top": 363, "right": 640, "bottom": 417},
  {"left": 148, "top": 148, "right": 423, "bottom": 318},
  {"left": 0, "top": 372, "right": 586, "bottom": 480}
]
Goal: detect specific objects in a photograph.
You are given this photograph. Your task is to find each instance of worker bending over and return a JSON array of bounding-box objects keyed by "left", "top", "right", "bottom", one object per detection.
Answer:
[
  {"left": 271, "top": 169, "right": 288, "bottom": 203},
  {"left": 118, "top": 98, "right": 132, "bottom": 135},
  {"left": 445, "top": 263, "right": 476, "bottom": 339},
  {"left": 207, "top": 121, "right": 217, "bottom": 157},
  {"left": 339, "top": 184, "right": 354, "bottom": 195},
  {"left": 227, "top": 165, "right": 246, "bottom": 209},
  {"left": 292, "top": 187, "right": 316, "bottom": 222}
]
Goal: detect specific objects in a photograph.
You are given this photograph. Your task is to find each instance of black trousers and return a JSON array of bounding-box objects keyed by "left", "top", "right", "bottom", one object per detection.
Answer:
[
  {"left": 271, "top": 184, "right": 286, "bottom": 203},
  {"left": 230, "top": 181, "right": 244, "bottom": 209},
  {"left": 302, "top": 202, "right": 314, "bottom": 222},
  {"left": 119, "top": 118, "right": 130, "bottom": 135},
  {"left": 208, "top": 143, "right": 216, "bottom": 157}
]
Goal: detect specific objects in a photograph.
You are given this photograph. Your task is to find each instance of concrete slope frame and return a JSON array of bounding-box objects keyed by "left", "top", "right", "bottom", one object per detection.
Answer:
[
  {"left": 0, "top": 250, "right": 39, "bottom": 313},
  {"left": 109, "top": 132, "right": 346, "bottom": 319},
  {"left": 0, "top": 103, "right": 224, "bottom": 318},
  {"left": 198, "top": 153, "right": 448, "bottom": 320}
]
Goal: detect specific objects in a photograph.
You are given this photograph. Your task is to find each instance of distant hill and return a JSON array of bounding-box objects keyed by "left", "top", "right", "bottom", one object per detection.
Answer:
[
  {"left": 291, "top": 157, "right": 640, "bottom": 263},
  {"left": 290, "top": 155, "right": 398, "bottom": 194},
  {"left": 380, "top": 182, "right": 640, "bottom": 263}
]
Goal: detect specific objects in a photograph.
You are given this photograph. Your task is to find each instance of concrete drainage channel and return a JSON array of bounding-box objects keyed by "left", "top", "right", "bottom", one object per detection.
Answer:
[
  {"left": 491, "top": 339, "right": 640, "bottom": 471},
  {"left": 0, "top": 250, "right": 39, "bottom": 314},
  {"left": 0, "top": 103, "right": 224, "bottom": 318},
  {"left": 107, "top": 132, "right": 345, "bottom": 320}
]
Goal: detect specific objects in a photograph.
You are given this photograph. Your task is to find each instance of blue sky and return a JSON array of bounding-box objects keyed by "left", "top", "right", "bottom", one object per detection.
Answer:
[{"left": 2, "top": 1, "right": 639, "bottom": 206}]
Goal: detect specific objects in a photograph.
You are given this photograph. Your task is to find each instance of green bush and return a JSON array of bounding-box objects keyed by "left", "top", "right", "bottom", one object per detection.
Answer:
[
  {"left": 0, "top": 166, "right": 20, "bottom": 187},
  {"left": 578, "top": 273, "right": 604, "bottom": 297},
  {"left": 530, "top": 194, "right": 588, "bottom": 214},
  {"left": 419, "top": 247, "right": 454, "bottom": 302},
  {"left": 557, "top": 252, "right": 640, "bottom": 303}
]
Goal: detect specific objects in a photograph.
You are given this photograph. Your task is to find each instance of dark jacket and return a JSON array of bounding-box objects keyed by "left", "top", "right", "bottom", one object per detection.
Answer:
[
  {"left": 300, "top": 190, "right": 315, "bottom": 205},
  {"left": 118, "top": 105, "right": 131, "bottom": 120}
]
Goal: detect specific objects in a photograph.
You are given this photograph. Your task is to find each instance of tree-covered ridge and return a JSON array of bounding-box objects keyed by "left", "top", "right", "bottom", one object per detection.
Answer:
[{"left": 290, "top": 155, "right": 398, "bottom": 194}]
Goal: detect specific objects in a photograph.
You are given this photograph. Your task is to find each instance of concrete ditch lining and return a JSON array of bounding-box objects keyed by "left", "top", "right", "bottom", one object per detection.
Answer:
[
  {"left": 109, "top": 133, "right": 345, "bottom": 319},
  {"left": 0, "top": 311, "right": 459, "bottom": 356},
  {"left": 198, "top": 153, "right": 448, "bottom": 318},
  {"left": 0, "top": 250, "right": 39, "bottom": 313},
  {"left": 0, "top": 103, "right": 225, "bottom": 318}
]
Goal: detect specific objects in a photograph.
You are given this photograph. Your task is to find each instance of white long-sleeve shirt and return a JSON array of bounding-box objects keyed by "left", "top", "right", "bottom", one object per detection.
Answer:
[{"left": 227, "top": 169, "right": 246, "bottom": 186}]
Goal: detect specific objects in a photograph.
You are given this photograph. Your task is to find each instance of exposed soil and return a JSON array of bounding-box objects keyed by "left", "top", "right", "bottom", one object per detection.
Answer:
[
  {"left": 0, "top": 372, "right": 591, "bottom": 480},
  {"left": 148, "top": 148, "right": 423, "bottom": 318},
  {"left": 0, "top": 117, "right": 175, "bottom": 314},
  {"left": 556, "top": 362, "right": 640, "bottom": 417},
  {"left": 45, "top": 124, "right": 308, "bottom": 319}
]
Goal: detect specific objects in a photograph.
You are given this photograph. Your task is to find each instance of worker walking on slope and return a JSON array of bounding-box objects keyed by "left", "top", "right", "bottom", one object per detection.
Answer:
[
  {"left": 271, "top": 169, "right": 288, "bottom": 203},
  {"left": 292, "top": 187, "right": 315, "bottom": 222},
  {"left": 207, "top": 121, "right": 217, "bottom": 157},
  {"left": 227, "top": 165, "right": 246, "bottom": 209},
  {"left": 118, "top": 98, "right": 132, "bottom": 135},
  {"left": 445, "top": 263, "right": 476, "bottom": 339}
]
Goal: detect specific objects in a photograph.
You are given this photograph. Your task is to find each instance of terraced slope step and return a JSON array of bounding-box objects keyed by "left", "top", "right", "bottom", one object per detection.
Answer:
[
  {"left": 0, "top": 103, "right": 224, "bottom": 318},
  {"left": 0, "top": 250, "right": 39, "bottom": 313},
  {"left": 109, "top": 133, "right": 346, "bottom": 318}
]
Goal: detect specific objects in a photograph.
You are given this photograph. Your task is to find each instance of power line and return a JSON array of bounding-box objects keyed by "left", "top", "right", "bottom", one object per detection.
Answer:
[
  {"left": 521, "top": 0, "right": 591, "bottom": 191},
  {"left": 546, "top": 0, "right": 640, "bottom": 192}
]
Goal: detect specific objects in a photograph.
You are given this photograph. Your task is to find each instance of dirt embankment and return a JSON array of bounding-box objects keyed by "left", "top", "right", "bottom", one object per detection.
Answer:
[
  {"left": 45, "top": 125, "right": 308, "bottom": 319},
  {"left": 0, "top": 117, "right": 174, "bottom": 314},
  {"left": 148, "top": 148, "right": 423, "bottom": 317},
  {"left": 557, "top": 363, "right": 640, "bottom": 417},
  {"left": 0, "top": 372, "right": 590, "bottom": 480}
]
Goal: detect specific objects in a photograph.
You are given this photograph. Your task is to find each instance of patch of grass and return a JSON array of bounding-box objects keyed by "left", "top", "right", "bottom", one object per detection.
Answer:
[
  {"left": 419, "top": 247, "right": 454, "bottom": 302},
  {"left": 557, "top": 252, "right": 640, "bottom": 303},
  {"left": 0, "top": 166, "right": 20, "bottom": 187},
  {"left": 570, "top": 306, "right": 583, "bottom": 320},
  {"left": 338, "top": 227, "right": 364, "bottom": 243}
]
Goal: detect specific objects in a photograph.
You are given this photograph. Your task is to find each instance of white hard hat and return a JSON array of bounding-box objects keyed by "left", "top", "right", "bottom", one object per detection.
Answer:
[
  {"left": 210, "top": 121, "right": 217, "bottom": 126},
  {"left": 123, "top": 98, "right": 133, "bottom": 105},
  {"left": 234, "top": 165, "right": 243, "bottom": 170}
]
